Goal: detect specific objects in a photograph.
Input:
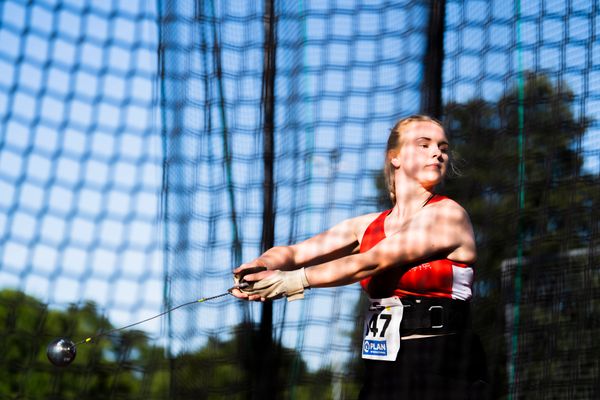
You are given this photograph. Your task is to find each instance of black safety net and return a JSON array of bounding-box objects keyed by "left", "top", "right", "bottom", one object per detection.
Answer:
[{"left": 0, "top": 0, "right": 598, "bottom": 399}]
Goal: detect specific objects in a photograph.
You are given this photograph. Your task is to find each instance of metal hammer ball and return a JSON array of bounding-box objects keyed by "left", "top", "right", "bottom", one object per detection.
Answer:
[{"left": 47, "top": 338, "right": 77, "bottom": 367}]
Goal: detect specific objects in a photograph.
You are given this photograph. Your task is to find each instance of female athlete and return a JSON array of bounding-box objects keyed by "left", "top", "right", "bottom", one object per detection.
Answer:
[{"left": 232, "top": 115, "right": 488, "bottom": 399}]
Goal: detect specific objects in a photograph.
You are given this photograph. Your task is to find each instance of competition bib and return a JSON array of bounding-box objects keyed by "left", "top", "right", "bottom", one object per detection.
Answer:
[{"left": 361, "top": 296, "right": 403, "bottom": 361}]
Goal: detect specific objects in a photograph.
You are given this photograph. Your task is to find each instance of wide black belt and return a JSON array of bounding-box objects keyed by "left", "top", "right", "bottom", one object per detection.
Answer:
[{"left": 400, "top": 297, "right": 471, "bottom": 336}]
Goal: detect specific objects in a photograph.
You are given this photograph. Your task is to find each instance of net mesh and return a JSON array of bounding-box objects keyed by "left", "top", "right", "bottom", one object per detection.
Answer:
[
  {"left": 1, "top": 0, "right": 599, "bottom": 399},
  {"left": 0, "top": 0, "right": 166, "bottom": 398}
]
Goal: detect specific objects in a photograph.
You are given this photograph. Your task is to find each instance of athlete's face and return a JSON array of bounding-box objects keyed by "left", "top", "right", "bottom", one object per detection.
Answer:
[{"left": 392, "top": 121, "right": 449, "bottom": 188}]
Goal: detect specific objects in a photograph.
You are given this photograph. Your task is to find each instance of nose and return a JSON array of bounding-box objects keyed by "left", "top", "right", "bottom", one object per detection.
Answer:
[{"left": 431, "top": 146, "right": 442, "bottom": 159}]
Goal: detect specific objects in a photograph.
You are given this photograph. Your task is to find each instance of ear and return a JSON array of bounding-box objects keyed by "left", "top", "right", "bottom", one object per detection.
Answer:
[{"left": 391, "top": 157, "right": 401, "bottom": 168}]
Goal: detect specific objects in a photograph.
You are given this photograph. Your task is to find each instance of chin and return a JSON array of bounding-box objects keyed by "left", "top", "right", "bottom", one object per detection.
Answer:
[{"left": 421, "top": 173, "right": 444, "bottom": 187}]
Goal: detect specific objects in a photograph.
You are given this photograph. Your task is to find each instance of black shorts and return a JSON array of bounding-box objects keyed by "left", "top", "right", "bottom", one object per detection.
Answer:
[{"left": 359, "top": 330, "right": 489, "bottom": 400}]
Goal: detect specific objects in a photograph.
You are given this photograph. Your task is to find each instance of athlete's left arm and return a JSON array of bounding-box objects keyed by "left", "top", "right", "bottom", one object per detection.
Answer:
[{"left": 303, "top": 200, "right": 476, "bottom": 288}]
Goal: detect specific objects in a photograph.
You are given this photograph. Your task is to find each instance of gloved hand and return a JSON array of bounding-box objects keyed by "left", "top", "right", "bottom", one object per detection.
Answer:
[
  {"left": 241, "top": 268, "right": 310, "bottom": 302},
  {"left": 233, "top": 266, "right": 268, "bottom": 290}
]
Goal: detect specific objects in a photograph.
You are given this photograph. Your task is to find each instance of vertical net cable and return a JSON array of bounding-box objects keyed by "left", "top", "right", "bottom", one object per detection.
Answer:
[{"left": 508, "top": 0, "right": 525, "bottom": 397}]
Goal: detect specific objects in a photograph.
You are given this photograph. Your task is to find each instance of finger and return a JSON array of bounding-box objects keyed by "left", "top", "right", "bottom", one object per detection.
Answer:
[
  {"left": 243, "top": 270, "right": 272, "bottom": 282},
  {"left": 232, "top": 282, "right": 250, "bottom": 290},
  {"left": 231, "top": 288, "right": 244, "bottom": 297},
  {"left": 230, "top": 288, "right": 249, "bottom": 299},
  {"left": 233, "top": 263, "right": 251, "bottom": 274},
  {"left": 233, "top": 264, "right": 251, "bottom": 274}
]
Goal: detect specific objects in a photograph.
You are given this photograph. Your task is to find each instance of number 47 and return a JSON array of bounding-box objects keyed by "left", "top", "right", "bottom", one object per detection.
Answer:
[{"left": 366, "top": 313, "right": 391, "bottom": 337}]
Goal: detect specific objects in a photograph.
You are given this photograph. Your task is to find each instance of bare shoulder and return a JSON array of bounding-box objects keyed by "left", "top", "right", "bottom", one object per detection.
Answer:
[
  {"left": 423, "top": 197, "right": 477, "bottom": 263},
  {"left": 350, "top": 211, "right": 384, "bottom": 242},
  {"left": 423, "top": 196, "right": 472, "bottom": 223}
]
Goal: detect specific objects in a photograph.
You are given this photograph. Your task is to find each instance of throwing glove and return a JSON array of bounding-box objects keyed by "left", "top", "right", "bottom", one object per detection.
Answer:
[{"left": 243, "top": 268, "right": 310, "bottom": 302}]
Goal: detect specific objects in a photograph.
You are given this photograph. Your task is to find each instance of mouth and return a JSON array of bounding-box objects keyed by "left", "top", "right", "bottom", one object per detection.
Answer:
[{"left": 425, "top": 164, "right": 442, "bottom": 169}]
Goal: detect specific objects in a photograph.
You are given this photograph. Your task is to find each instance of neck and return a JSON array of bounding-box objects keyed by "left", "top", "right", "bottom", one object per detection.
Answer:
[{"left": 391, "top": 179, "right": 435, "bottom": 219}]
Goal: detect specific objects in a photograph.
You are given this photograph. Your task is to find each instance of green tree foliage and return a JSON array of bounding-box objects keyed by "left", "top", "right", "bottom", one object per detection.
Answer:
[
  {"left": 445, "top": 73, "right": 594, "bottom": 259},
  {"left": 165, "top": 321, "right": 352, "bottom": 399},
  {"left": 0, "top": 289, "right": 156, "bottom": 399},
  {"left": 0, "top": 289, "right": 344, "bottom": 399}
]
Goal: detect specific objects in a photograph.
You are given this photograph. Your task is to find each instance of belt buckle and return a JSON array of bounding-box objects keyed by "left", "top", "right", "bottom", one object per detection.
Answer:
[{"left": 428, "top": 305, "right": 444, "bottom": 329}]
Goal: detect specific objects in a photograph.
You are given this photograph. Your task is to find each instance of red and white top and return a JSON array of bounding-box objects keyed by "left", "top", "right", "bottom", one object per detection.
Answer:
[{"left": 359, "top": 195, "right": 474, "bottom": 300}]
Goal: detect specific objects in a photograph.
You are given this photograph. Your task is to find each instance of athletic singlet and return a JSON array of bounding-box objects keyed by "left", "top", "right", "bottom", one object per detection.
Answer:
[{"left": 359, "top": 195, "right": 474, "bottom": 300}]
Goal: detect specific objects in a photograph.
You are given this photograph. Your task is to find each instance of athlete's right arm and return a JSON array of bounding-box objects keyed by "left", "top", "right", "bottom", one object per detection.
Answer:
[
  {"left": 230, "top": 213, "right": 376, "bottom": 300},
  {"left": 233, "top": 213, "right": 375, "bottom": 274}
]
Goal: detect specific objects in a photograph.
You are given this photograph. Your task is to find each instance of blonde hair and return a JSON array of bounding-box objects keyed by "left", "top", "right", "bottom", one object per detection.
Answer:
[{"left": 384, "top": 115, "right": 444, "bottom": 204}]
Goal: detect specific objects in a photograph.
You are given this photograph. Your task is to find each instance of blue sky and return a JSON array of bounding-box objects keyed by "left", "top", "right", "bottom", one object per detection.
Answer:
[{"left": 0, "top": 0, "right": 164, "bottom": 333}]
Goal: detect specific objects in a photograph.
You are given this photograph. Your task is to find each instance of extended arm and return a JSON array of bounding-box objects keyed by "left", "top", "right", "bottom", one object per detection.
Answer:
[
  {"left": 240, "top": 201, "right": 476, "bottom": 300},
  {"left": 233, "top": 215, "right": 369, "bottom": 273},
  {"left": 231, "top": 214, "right": 374, "bottom": 300}
]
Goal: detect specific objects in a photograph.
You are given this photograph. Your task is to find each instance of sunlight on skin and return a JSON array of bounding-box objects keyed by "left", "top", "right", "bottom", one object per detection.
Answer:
[{"left": 232, "top": 120, "right": 476, "bottom": 301}]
